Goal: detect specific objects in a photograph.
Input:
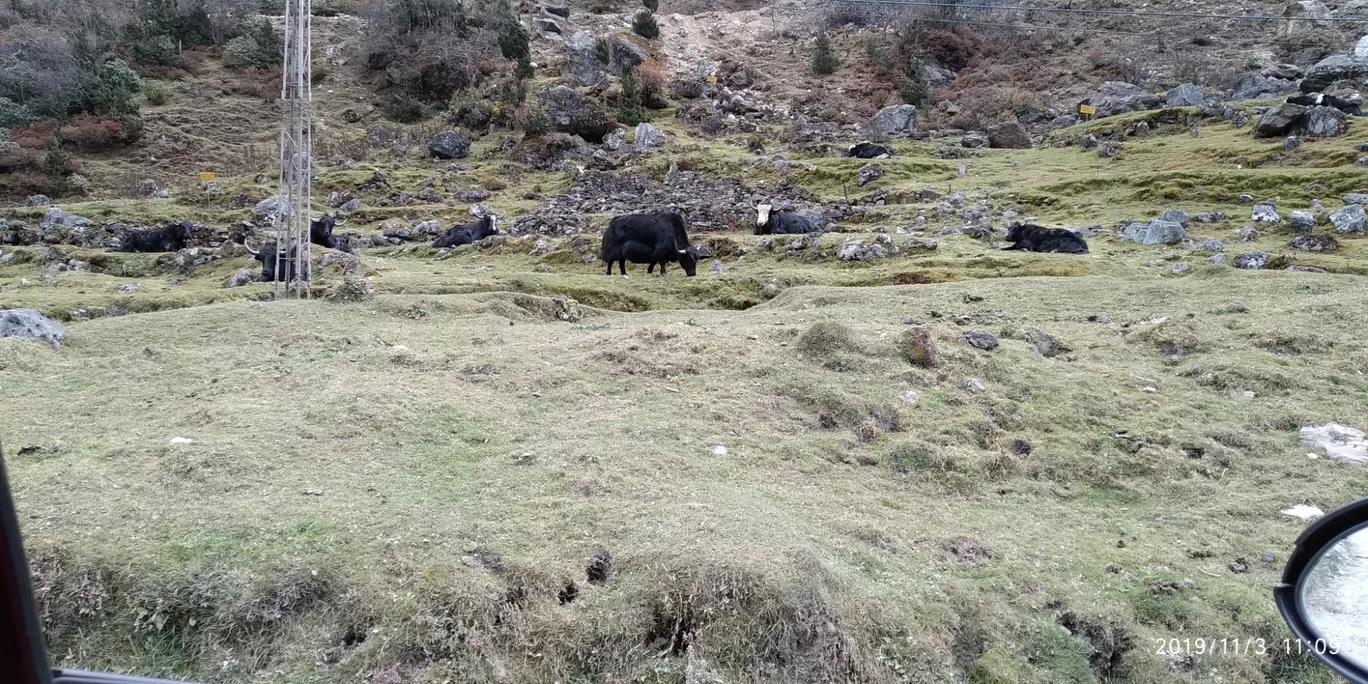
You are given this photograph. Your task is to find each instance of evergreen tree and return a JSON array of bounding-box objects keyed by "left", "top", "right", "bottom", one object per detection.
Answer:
[
  {"left": 812, "top": 32, "right": 839, "bottom": 76},
  {"left": 616, "top": 70, "right": 647, "bottom": 126},
  {"left": 631, "top": 10, "right": 659, "bottom": 39}
]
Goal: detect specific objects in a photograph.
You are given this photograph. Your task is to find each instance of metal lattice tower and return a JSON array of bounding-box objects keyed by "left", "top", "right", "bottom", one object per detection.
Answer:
[{"left": 275, "top": 0, "right": 313, "bottom": 298}]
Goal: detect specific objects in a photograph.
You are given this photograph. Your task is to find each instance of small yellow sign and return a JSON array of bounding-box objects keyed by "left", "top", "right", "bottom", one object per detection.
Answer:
[
  {"left": 706, "top": 75, "right": 717, "bottom": 83},
  {"left": 199, "top": 172, "right": 217, "bottom": 181},
  {"left": 1079, "top": 104, "right": 1097, "bottom": 115}
]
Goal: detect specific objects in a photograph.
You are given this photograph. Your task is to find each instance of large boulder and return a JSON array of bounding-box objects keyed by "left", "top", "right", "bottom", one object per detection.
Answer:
[
  {"left": 23, "top": 194, "right": 50, "bottom": 207},
  {"left": 1120, "top": 219, "right": 1189, "bottom": 245},
  {"left": 607, "top": 33, "right": 649, "bottom": 74},
  {"left": 428, "top": 131, "right": 470, "bottom": 159},
  {"left": 1253, "top": 103, "right": 1308, "bottom": 137},
  {"left": 1330, "top": 203, "right": 1367, "bottom": 233},
  {"left": 633, "top": 122, "right": 664, "bottom": 151},
  {"left": 986, "top": 121, "right": 1031, "bottom": 149},
  {"left": 1283, "top": 1, "right": 1332, "bottom": 32},
  {"left": 1160, "top": 208, "right": 1191, "bottom": 227},
  {"left": 1356, "top": 34, "right": 1368, "bottom": 60},
  {"left": 1233, "top": 250, "right": 1269, "bottom": 269},
  {"left": 1302, "top": 105, "right": 1347, "bottom": 137},
  {"left": 1301, "top": 54, "right": 1368, "bottom": 93},
  {"left": 0, "top": 309, "right": 64, "bottom": 348},
  {"left": 1299, "top": 423, "right": 1368, "bottom": 464},
  {"left": 542, "top": 86, "right": 616, "bottom": 143},
  {"left": 1165, "top": 83, "right": 1205, "bottom": 107},
  {"left": 868, "top": 104, "right": 918, "bottom": 136},
  {"left": 1083, "top": 81, "right": 1161, "bottom": 117},
  {"left": 1290, "top": 233, "right": 1340, "bottom": 251},
  {"left": 253, "top": 196, "right": 292, "bottom": 220},
  {"left": 40, "top": 206, "right": 91, "bottom": 229},
  {"left": 565, "top": 31, "right": 603, "bottom": 87},
  {"left": 1231, "top": 73, "right": 1298, "bottom": 101},
  {"left": 1252, "top": 202, "right": 1282, "bottom": 223}
]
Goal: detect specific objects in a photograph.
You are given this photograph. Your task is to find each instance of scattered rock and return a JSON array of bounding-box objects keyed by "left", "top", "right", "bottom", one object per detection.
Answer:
[
  {"left": 1233, "top": 250, "right": 1269, "bottom": 269},
  {"left": 41, "top": 206, "right": 91, "bottom": 229},
  {"left": 708, "top": 259, "right": 722, "bottom": 273},
  {"left": 1160, "top": 208, "right": 1191, "bottom": 227},
  {"left": 896, "top": 327, "right": 938, "bottom": 367},
  {"left": 1251, "top": 202, "right": 1281, "bottom": 223},
  {"left": 0, "top": 309, "right": 64, "bottom": 347},
  {"left": 1165, "top": 83, "right": 1205, "bottom": 107},
  {"left": 1098, "top": 141, "right": 1122, "bottom": 158},
  {"left": 565, "top": 31, "right": 603, "bottom": 87},
  {"left": 634, "top": 122, "right": 664, "bottom": 151},
  {"left": 1119, "top": 219, "right": 1189, "bottom": 245},
  {"left": 961, "top": 132, "right": 988, "bottom": 148},
  {"left": 986, "top": 120, "right": 1031, "bottom": 149},
  {"left": 867, "top": 104, "right": 918, "bottom": 136},
  {"left": 1301, "top": 53, "right": 1368, "bottom": 93},
  {"left": 1299, "top": 423, "right": 1368, "bottom": 464},
  {"left": 856, "top": 163, "right": 884, "bottom": 187},
  {"left": 301, "top": 485, "right": 324, "bottom": 496},
  {"left": 959, "top": 330, "right": 999, "bottom": 351},
  {"left": 543, "top": 85, "right": 616, "bottom": 143},
  {"left": 942, "top": 536, "right": 993, "bottom": 564},
  {"left": 1084, "top": 81, "right": 1161, "bottom": 117},
  {"left": 586, "top": 546, "right": 613, "bottom": 584},
  {"left": 1284, "top": 135, "right": 1302, "bottom": 151},
  {"left": 1253, "top": 104, "right": 1307, "bottom": 138},
  {"left": 1288, "top": 210, "right": 1316, "bottom": 232},
  {"left": 462, "top": 547, "right": 505, "bottom": 572},
  {"left": 253, "top": 196, "right": 291, "bottom": 221},
  {"left": 1209, "top": 254, "right": 1226, "bottom": 264},
  {"left": 1023, "top": 329, "right": 1067, "bottom": 358},
  {"left": 1239, "top": 225, "right": 1259, "bottom": 241},
  {"left": 428, "top": 130, "right": 470, "bottom": 160},
  {"left": 1301, "top": 106, "right": 1346, "bottom": 137},
  {"left": 1330, "top": 203, "right": 1367, "bottom": 233},
  {"left": 1343, "top": 193, "right": 1368, "bottom": 205},
  {"left": 1189, "top": 237, "right": 1224, "bottom": 252},
  {"left": 1171, "top": 263, "right": 1190, "bottom": 273},
  {"left": 23, "top": 194, "right": 50, "bottom": 207},
  {"left": 1232, "top": 73, "right": 1298, "bottom": 101},
  {"left": 1290, "top": 233, "right": 1339, "bottom": 251}
]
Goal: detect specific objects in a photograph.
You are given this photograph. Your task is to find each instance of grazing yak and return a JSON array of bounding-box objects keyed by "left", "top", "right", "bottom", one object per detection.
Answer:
[
  {"left": 117, "top": 222, "right": 194, "bottom": 252},
  {"left": 433, "top": 214, "right": 500, "bottom": 248},
  {"left": 754, "top": 204, "right": 820, "bottom": 235},
  {"left": 849, "top": 141, "right": 893, "bottom": 159},
  {"left": 1004, "top": 223, "right": 1089, "bottom": 254},
  {"left": 1286, "top": 92, "right": 1365, "bottom": 116},
  {"left": 244, "top": 241, "right": 311, "bottom": 282},
  {"left": 601, "top": 212, "right": 700, "bottom": 277}
]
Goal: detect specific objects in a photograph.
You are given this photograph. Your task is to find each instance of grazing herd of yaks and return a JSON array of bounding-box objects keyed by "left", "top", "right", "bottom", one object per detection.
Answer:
[{"left": 108, "top": 199, "right": 1087, "bottom": 283}]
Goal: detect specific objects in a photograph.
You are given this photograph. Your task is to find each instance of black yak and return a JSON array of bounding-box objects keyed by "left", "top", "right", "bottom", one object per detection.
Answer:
[
  {"left": 432, "top": 214, "right": 500, "bottom": 248},
  {"left": 117, "top": 222, "right": 193, "bottom": 252},
  {"left": 601, "top": 212, "right": 700, "bottom": 276},
  {"left": 849, "top": 142, "right": 893, "bottom": 159},
  {"left": 244, "top": 240, "right": 311, "bottom": 282},
  {"left": 1004, "top": 223, "right": 1089, "bottom": 254},
  {"left": 754, "top": 204, "right": 821, "bottom": 235}
]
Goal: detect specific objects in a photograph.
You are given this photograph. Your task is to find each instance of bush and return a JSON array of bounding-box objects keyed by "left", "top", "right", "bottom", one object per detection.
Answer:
[
  {"left": 0, "top": 31, "right": 89, "bottom": 119},
  {"left": 0, "top": 97, "right": 36, "bottom": 129},
  {"left": 594, "top": 37, "right": 610, "bottom": 65},
  {"left": 616, "top": 69, "right": 647, "bottom": 125},
  {"left": 382, "top": 91, "right": 427, "bottom": 122},
  {"left": 389, "top": 0, "right": 471, "bottom": 34},
  {"left": 523, "top": 106, "right": 550, "bottom": 137},
  {"left": 636, "top": 58, "right": 667, "bottom": 101},
  {"left": 60, "top": 114, "right": 140, "bottom": 150},
  {"left": 632, "top": 10, "right": 660, "bottom": 39},
  {"left": 900, "top": 73, "right": 928, "bottom": 106},
  {"left": 496, "top": 77, "right": 527, "bottom": 106},
  {"left": 812, "top": 32, "right": 839, "bottom": 76},
  {"left": 142, "top": 80, "right": 171, "bottom": 106},
  {"left": 222, "top": 19, "right": 281, "bottom": 69},
  {"left": 643, "top": 0, "right": 659, "bottom": 9},
  {"left": 362, "top": 1, "right": 492, "bottom": 106},
  {"left": 44, "top": 140, "right": 69, "bottom": 196},
  {"left": 88, "top": 59, "right": 142, "bottom": 116},
  {"left": 498, "top": 19, "right": 531, "bottom": 63},
  {"left": 131, "top": 33, "right": 178, "bottom": 66}
]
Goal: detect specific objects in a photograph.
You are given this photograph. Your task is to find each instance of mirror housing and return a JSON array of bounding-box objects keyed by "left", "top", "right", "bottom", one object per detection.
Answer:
[{"left": 1275, "top": 496, "right": 1368, "bottom": 684}]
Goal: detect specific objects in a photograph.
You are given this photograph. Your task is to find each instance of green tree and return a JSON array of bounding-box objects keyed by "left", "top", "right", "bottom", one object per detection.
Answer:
[
  {"left": 498, "top": 19, "right": 530, "bottom": 63},
  {"left": 812, "top": 32, "right": 839, "bottom": 76},
  {"left": 88, "top": 58, "right": 142, "bottom": 116},
  {"left": 616, "top": 69, "right": 647, "bottom": 126},
  {"left": 45, "top": 137, "right": 69, "bottom": 196},
  {"left": 900, "top": 72, "right": 928, "bottom": 106},
  {"left": 642, "top": 0, "right": 658, "bottom": 10},
  {"left": 631, "top": 10, "right": 659, "bottom": 39}
]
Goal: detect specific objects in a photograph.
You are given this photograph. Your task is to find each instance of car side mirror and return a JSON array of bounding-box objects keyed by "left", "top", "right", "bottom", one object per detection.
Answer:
[{"left": 1275, "top": 497, "right": 1368, "bottom": 684}]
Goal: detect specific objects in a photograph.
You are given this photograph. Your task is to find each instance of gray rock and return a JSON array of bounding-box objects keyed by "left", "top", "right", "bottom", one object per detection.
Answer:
[
  {"left": 1240, "top": 225, "right": 1259, "bottom": 241},
  {"left": 857, "top": 163, "right": 885, "bottom": 187},
  {"left": 1299, "top": 422, "right": 1368, "bottom": 464},
  {"left": 253, "top": 196, "right": 291, "bottom": 221},
  {"left": 339, "top": 198, "right": 362, "bottom": 213},
  {"left": 1357, "top": 33, "right": 1368, "bottom": 59},
  {"left": 1129, "top": 120, "right": 1151, "bottom": 137},
  {"left": 1171, "top": 263, "right": 1191, "bottom": 273},
  {"left": 1283, "top": 1, "right": 1332, "bottom": 29},
  {"left": 1166, "top": 83, "right": 1205, "bottom": 107},
  {"left": 1301, "top": 54, "right": 1368, "bottom": 93},
  {"left": 1289, "top": 211, "right": 1316, "bottom": 232},
  {"left": 565, "top": 32, "right": 602, "bottom": 87},
  {"left": 699, "top": 114, "right": 725, "bottom": 134},
  {"left": 40, "top": 207, "right": 90, "bottom": 229},
  {"left": 1189, "top": 237, "right": 1225, "bottom": 252},
  {"left": 1302, "top": 106, "right": 1346, "bottom": 137},
  {"left": 1120, "top": 219, "right": 1189, "bottom": 245},
  {"left": 536, "top": 13, "right": 565, "bottom": 34},
  {"left": 1233, "top": 250, "right": 1269, "bottom": 269},
  {"left": 1238, "top": 194, "right": 1255, "bottom": 203},
  {"left": 1284, "top": 135, "right": 1302, "bottom": 151},
  {"left": 23, "top": 194, "right": 50, "bottom": 207},
  {"left": 1263, "top": 63, "right": 1305, "bottom": 80},
  {"left": 1343, "top": 193, "right": 1368, "bottom": 205},
  {"left": 1252, "top": 202, "right": 1281, "bottom": 223},
  {"left": 1290, "top": 233, "right": 1339, "bottom": 251},
  {"left": 428, "top": 131, "right": 469, "bottom": 160},
  {"left": 1084, "top": 81, "right": 1161, "bottom": 117},
  {"left": 959, "top": 330, "right": 999, "bottom": 351},
  {"left": 633, "top": 122, "right": 664, "bottom": 151},
  {"left": 709, "top": 259, "right": 722, "bottom": 273},
  {"left": 0, "top": 309, "right": 64, "bottom": 347},
  {"left": 868, "top": 104, "right": 918, "bottom": 136},
  {"left": 962, "top": 132, "right": 988, "bottom": 148},
  {"left": 1253, "top": 104, "right": 1307, "bottom": 137},
  {"left": 543, "top": 85, "right": 616, "bottom": 142},
  {"left": 226, "top": 267, "right": 255, "bottom": 287},
  {"left": 1098, "top": 141, "right": 1122, "bottom": 158},
  {"left": 1192, "top": 212, "right": 1227, "bottom": 223},
  {"left": 607, "top": 33, "right": 649, "bottom": 73},
  {"left": 602, "top": 127, "right": 625, "bottom": 151},
  {"left": 1160, "top": 208, "right": 1191, "bottom": 227},
  {"left": 458, "top": 189, "right": 489, "bottom": 203},
  {"left": 1330, "top": 203, "right": 1367, "bottom": 233},
  {"left": 838, "top": 241, "right": 889, "bottom": 261},
  {"left": 1050, "top": 114, "right": 1080, "bottom": 129},
  {"left": 1080, "top": 133, "right": 1098, "bottom": 149},
  {"left": 1209, "top": 254, "right": 1227, "bottom": 264},
  {"left": 986, "top": 121, "right": 1031, "bottom": 149},
  {"left": 1231, "top": 73, "right": 1298, "bottom": 101}
]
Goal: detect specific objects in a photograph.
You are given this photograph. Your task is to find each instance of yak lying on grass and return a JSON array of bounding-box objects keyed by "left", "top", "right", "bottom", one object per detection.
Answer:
[
  {"left": 244, "top": 241, "right": 310, "bottom": 282},
  {"left": 433, "top": 215, "right": 500, "bottom": 248},
  {"left": 117, "top": 223, "right": 193, "bottom": 252},
  {"left": 755, "top": 204, "right": 821, "bottom": 235},
  {"left": 1004, "top": 223, "right": 1089, "bottom": 254}
]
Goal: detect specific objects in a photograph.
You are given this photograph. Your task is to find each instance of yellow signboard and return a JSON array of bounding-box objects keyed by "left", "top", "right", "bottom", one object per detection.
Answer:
[
  {"left": 1079, "top": 104, "right": 1097, "bottom": 115},
  {"left": 705, "top": 75, "right": 717, "bottom": 83},
  {"left": 199, "top": 172, "right": 217, "bottom": 181}
]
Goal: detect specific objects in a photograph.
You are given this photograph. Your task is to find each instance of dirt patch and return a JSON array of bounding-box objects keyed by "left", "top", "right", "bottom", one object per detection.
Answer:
[
  {"left": 941, "top": 536, "right": 992, "bottom": 564},
  {"left": 1057, "top": 611, "right": 1132, "bottom": 683}
]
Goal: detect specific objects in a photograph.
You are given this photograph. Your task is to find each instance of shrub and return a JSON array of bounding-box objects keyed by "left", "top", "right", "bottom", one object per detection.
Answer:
[
  {"left": 496, "top": 77, "right": 527, "bottom": 106},
  {"left": 498, "top": 19, "right": 531, "bottom": 63},
  {"left": 516, "top": 57, "right": 535, "bottom": 80},
  {"left": 44, "top": 140, "right": 69, "bottom": 196},
  {"left": 382, "top": 91, "right": 427, "bottom": 122},
  {"left": 594, "top": 37, "right": 610, "bottom": 65},
  {"left": 0, "top": 97, "right": 36, "bottom": 129},
  {"left": 643, "top": 0, "right": 658, "bottom": 9},
  {"left": 799, "top": 322, "right": 860, "bottom": 359},
  {"left": 865, "top": 37, "right": 896, "bottom": 76},
  {"left": 389, "top": 0, "right": 470, "bottom": 34},
  {"left": 922, "top": 26, "right": 993, "bottom": 71},
  {"left": 523, "top": 106, "right": 550, "bottom": 137},
  {"left": 616, "top": 69, "right": 647, "bottom": 125},
  {"left": 60, "top": 114, "right": 140, "bottom": 151},
  {"left": 327, "top": 275, "right": 375, "bottom": 302},
  {"left": 812, "top": 32, "right": 839, "bottom": 76},
  {"left": 142, "top": 80, "right": 170, "bottom": 105},
  {"left": 632, "top": 10, "right": 660, "bottom": 39},
  {"left": 88, "top": 59, "right": 142, "bottom": 116},
  {"left": 0, "top": 31, "right": 89, "bottom": 119},
  {"left": 222, "top": 19, "right": 281, "bottom": 69},
  {"left": 636, "top": 58, "right": 667, "bottom": 101},
  {"left": 900, "top": 73, "right": 928, "bottom": 106},
  {"left": 131, "top": 33, "right": 178, "bottom": 66},
  {"left": 889, "top": 441, "right": 943, "bottom": 474},
  {"left": 895, "top": 327, "right": 937, "bottom": 367}
]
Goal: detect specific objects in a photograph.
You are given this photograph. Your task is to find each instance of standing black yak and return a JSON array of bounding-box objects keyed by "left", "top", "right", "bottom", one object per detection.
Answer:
[
  {"left": 1003, "top": 223, "right": 1089, "bottom": 254},
  {"left": 601, "top": 212, "right": 700, "bottom": 277}
]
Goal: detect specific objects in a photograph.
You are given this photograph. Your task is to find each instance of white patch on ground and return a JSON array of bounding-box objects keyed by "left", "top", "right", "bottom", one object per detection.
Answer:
[
  {"left": 1282, "top": 504, "right": 1325, "bottom": 521},
  {"left": 1299, "top": 423, "right": 1368, "bottom": 465}
]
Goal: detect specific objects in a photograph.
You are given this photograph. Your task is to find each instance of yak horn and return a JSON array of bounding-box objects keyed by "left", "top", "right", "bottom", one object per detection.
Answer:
[
  {"left": 243, "top": 240, "right": 260, "bottom": 255},
  {"left": 678, "top": 249, "right": 688, "bottom": 254}
]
